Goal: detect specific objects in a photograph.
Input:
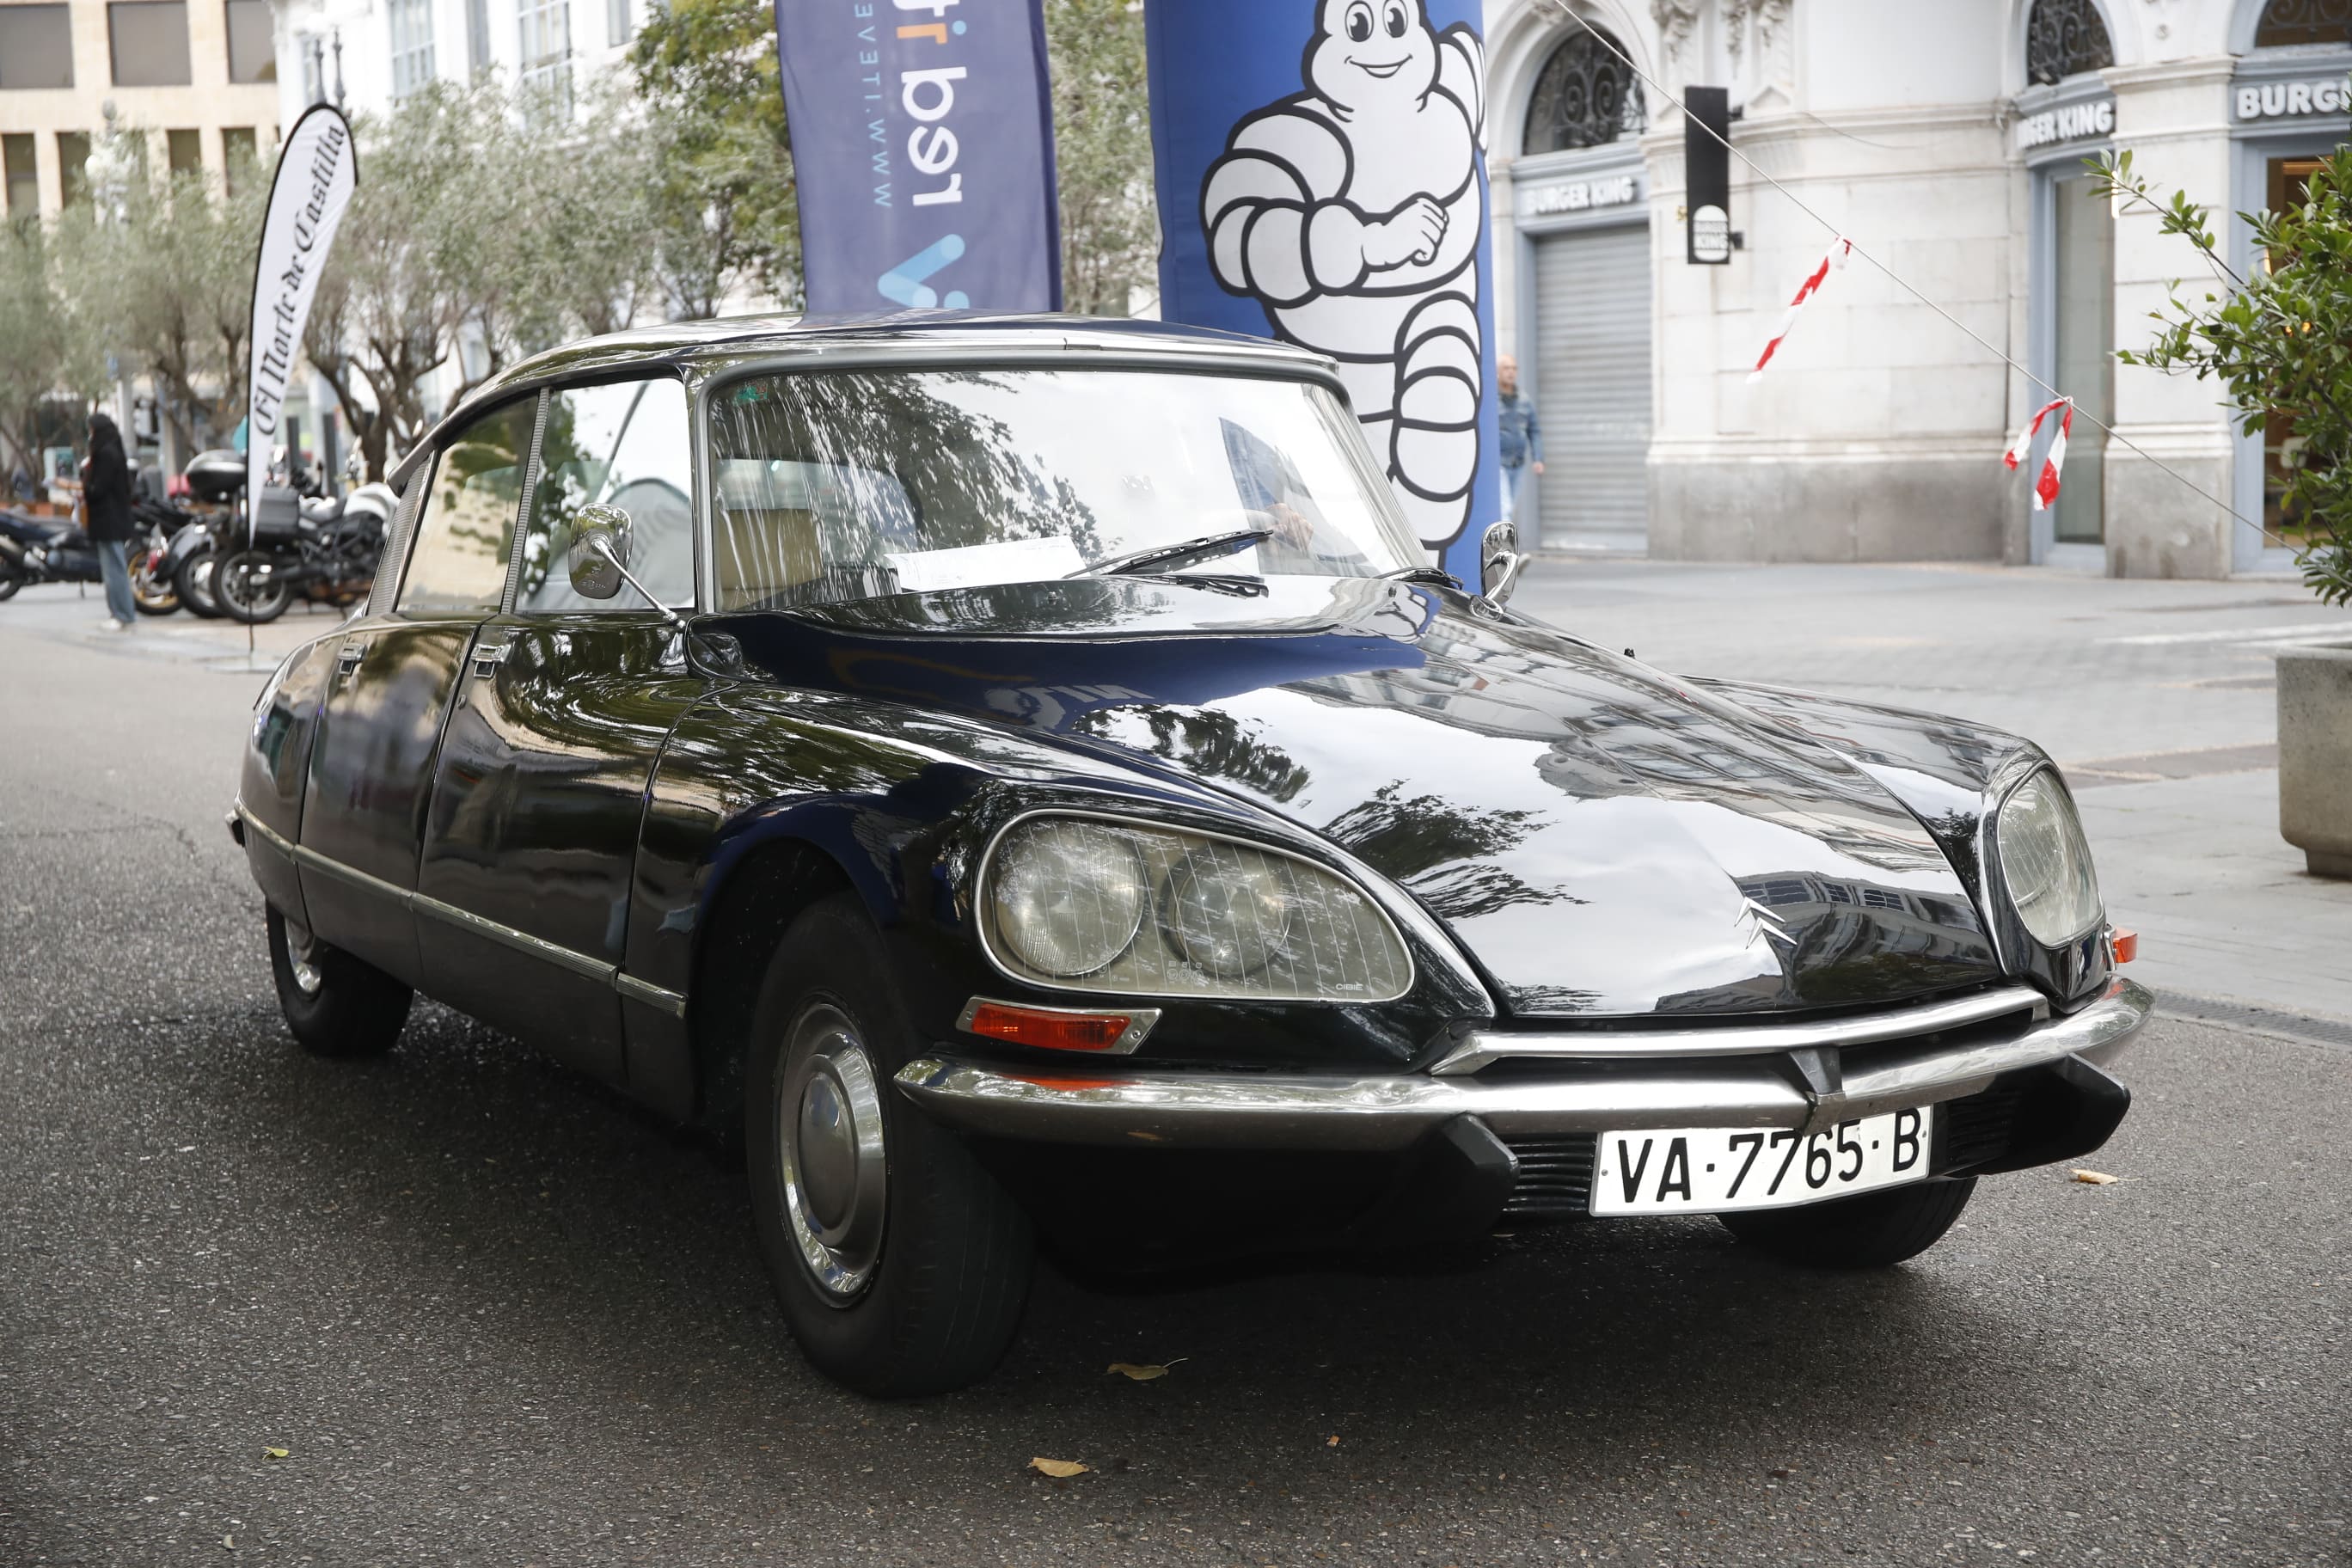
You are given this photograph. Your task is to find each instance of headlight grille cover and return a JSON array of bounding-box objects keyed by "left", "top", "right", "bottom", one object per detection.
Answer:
[
  {"left": 1997, "top": 770, "right": 2103, "bottom": 946},
  {"left": 980, "top": 814, "right": 1413, "bottom": 1002}
]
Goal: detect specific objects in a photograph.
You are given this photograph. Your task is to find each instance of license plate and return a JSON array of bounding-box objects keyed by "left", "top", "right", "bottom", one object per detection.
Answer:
[{"left": 1589, "top": 1106, "right": 1933, "bottom": 1216}]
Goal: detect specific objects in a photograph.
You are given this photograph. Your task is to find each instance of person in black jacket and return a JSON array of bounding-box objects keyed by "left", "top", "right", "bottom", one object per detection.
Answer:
[{"left": 82, "top": 412, "right": 137, "bottom": 630}]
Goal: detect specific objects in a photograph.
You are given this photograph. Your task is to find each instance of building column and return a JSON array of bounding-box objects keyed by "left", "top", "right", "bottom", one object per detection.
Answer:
[{"left": 2103, "top": 58, "right": 2240, "bottom": 579}]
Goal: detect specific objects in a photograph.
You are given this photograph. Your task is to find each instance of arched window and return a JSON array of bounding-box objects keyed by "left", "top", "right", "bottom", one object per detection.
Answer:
[
  {"left": 2254, "top": 0, "right": 2352, "bottom": 47},
  {"left": 2025, "top": 0, "right": 2115, "bottom": 85},
  {"left": 1522, "top": 27, "right": 1646, "bottom": 155}
]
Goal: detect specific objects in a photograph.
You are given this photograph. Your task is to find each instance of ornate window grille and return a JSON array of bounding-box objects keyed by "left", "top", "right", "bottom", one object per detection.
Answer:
[
  {"left": 1522, "top": 28, "right": 1646, "bottom": 156},
  {"left": 2254, "top": 0, "right": 2352, "bottom": 48},
  {"left": 2025, "top": 0, "right": 2116, "bottom": 86}
]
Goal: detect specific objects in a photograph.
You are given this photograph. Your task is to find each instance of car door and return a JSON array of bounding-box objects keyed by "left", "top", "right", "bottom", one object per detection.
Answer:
[
  {"left": 412, "top": 375, "right": 707, "bottom": 1087},
  {"left": 297, "top": 396, "right": 539, "bottom": 985}
]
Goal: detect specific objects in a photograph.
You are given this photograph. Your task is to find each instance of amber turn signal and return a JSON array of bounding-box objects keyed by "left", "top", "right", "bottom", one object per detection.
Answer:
[
  {"left": 959, "top": 999, "right": 1154, "bottom": 1053},
  {"left": 2110, "top": 927, "right": 2138, "bottom": 965}
]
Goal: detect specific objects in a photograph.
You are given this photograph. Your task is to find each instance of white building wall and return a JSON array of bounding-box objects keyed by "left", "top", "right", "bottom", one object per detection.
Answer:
[{"left": 1485, "top": 0, "right": 2340, "bottom": 577}]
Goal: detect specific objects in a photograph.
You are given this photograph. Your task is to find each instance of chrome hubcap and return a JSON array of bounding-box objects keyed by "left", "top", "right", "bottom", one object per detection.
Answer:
[
  {"left": 285, "top": 918, "right": 323, "bottom": 996},
  {"left": 775, "top": 1002, "right": 888, "bottom": 1302}
]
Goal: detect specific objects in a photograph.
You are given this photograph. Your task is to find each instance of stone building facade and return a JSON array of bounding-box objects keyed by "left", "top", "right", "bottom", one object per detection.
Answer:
[{"left": 1483, "top": 0, "right": 2350, "bottom": 576}]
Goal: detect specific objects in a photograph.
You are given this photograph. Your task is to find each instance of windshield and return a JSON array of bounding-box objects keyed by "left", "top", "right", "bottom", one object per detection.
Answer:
[{"left": 707, "top": 367, "right": 1422, "bottom": 611}]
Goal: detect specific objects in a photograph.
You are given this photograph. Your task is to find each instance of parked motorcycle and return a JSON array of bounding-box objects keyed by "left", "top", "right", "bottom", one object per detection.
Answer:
[
  {"left": 211, "top": 481, "right": 396, "bottom": 624},
  {"left": 0, "top": 506, "right": 186, "bottom": 613},
  {"left": 162, "top": 450, "right": 266, "bottom": 620}
]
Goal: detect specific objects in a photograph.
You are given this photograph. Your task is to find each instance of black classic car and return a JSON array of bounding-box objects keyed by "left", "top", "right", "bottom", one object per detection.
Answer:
[{"left": 232, "top": 315, "right": 2149, "bottom": 1396}]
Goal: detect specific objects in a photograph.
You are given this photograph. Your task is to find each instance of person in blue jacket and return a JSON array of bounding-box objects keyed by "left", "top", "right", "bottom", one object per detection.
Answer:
[{"left": 1497, "top": 353, "right": 1544, "bottom": 523}]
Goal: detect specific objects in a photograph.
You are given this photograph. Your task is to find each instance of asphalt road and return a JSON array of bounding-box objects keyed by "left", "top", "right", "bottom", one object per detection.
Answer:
[{"left": 3, "top": 585, "right": 2347, "bottom": 1566}]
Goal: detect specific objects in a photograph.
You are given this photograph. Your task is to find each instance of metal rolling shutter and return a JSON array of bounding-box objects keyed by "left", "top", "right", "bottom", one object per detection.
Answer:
[{"left": 1526, "top": 224, "right": 1651, "bottom": 549}]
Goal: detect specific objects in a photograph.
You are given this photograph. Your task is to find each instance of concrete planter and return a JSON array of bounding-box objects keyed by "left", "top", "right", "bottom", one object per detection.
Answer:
[{"left": 2279, "top": 643, "right": 2352, "bottom": 879}]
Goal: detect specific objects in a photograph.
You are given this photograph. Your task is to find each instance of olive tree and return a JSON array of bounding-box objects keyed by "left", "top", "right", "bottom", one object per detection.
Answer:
[
  {"left": 304, "top": 79, "right": 662, "bottom": 479},
  {"left": 53, "top": 133, "right": 266, "bottom": 455},
  {"left": 629, "top": 0, "right": 801, "bottom": 318},
  {"left": 2091, "top": 148, "right": 2352, "bottom": 605},
  {"left": 0, "top": 222, "right": 97, "bottom": 475},
  {"left": 1047, "top": 0, "right": 1157, "bottom": 315}
]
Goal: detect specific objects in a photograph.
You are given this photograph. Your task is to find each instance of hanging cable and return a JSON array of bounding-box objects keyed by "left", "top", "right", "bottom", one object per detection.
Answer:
[{"left": 1534, "top": 1, "right": 2289, "bottom": 550}]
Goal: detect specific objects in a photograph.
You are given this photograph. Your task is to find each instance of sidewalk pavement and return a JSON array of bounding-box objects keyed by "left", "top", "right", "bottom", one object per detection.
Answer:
[
  {"left": 8, "top": 564, "right": 2349, "bottom": 1024},
  {"left": 1515, "top": 558, "right": 2352, "bottom": 1025}
]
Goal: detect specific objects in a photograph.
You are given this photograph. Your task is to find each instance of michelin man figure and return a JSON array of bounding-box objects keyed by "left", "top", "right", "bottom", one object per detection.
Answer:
[{"left": 1202, "top": 0, "right": 1485, "bottom": 554}]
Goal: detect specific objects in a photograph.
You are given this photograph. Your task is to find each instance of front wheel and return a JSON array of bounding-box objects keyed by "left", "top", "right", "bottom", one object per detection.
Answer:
[
  {"left": 1718, "top": 1176, "right": 1976, "bottom": 1268},
  {"left": 745, "top": 893, "right": 1034, "bottom": 1397},
  {"left": 0, "top": 554, "right": 21, "bottom": 602},
  {"left": 214, "top": 548, "right": 292, "bottom": 624},
  {"left": 266, "top": 905, "right": 412, "bottom": 1057}
]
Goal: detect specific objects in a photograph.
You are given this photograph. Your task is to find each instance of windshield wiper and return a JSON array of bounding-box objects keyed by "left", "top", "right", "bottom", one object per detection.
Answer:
[{"left": 1072, "top": 526, "right": 1273, "bottom": 579}]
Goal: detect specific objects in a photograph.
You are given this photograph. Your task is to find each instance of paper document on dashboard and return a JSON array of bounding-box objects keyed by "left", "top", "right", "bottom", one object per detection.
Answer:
[{"left": 886, "top": 536, "right": 1086, "bottom": 591}]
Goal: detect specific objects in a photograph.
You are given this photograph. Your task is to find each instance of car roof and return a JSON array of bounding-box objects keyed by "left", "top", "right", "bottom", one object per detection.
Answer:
[{"left": 388, "top": 310, "right": 1334, "bottom": 492}]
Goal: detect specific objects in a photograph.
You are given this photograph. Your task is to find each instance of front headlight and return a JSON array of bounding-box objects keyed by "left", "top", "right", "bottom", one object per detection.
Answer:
[
  {"left": 979, "top": 813, "right": 1413, "bottom": 1002},
  {"left": 1996, "top": 770, "right": 2103, "bottom": 945}
]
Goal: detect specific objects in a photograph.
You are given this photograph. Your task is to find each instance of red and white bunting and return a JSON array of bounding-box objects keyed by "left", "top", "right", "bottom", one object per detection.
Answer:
[
  {"left": 2003, "top": 396, "right": 2074, "bottom": 511},
  {"left": 1748, "top": 236, "right": 1853, "bottom": 383}
]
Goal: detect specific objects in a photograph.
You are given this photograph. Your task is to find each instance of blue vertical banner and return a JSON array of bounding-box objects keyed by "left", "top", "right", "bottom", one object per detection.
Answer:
[
  {"left": 776, "top": 0, "right": 1062, "bottom": 315},
  {"left": 1148, "top": 0, "right": 1499, "bottom": 581}
]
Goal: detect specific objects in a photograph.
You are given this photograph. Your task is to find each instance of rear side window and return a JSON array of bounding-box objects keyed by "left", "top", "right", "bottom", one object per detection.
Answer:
[
  {"left": 516, "top": 377, "right": 695, "bottom": 613},
  {"left": 397, "top": 397, "right": 538, "bottom": 615}
]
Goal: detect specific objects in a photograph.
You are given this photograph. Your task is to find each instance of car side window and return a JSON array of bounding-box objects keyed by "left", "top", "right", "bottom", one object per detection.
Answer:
[
  {"left": 515, "top": 377, "right": 695, "bottom": 614},
  {"left": 396, "top": 397, "right": 539, "bottom": 616}
]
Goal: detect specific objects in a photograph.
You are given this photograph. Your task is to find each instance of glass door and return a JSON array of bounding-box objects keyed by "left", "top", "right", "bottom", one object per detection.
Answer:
[
  {"left": 2261, "top": 156, "right": 2325, "bottom": 548},
  {"left": 2049, "top": 172, "right": 2113, "bottom": 546}
]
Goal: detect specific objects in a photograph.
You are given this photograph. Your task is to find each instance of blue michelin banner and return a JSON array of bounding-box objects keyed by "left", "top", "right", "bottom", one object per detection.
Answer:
[
  {"left": 776, "top": 0, "right": 1061, "bottom": 315},
  {"left": 1147, "top": 0, "right": 1500, "bottom": 582}
]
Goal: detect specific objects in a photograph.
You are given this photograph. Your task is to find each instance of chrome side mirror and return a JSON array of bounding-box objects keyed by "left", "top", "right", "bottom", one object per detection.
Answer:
[
  {"left": 567, "top": 503, "right": 632, "bottom": 600},
  {"left": 1480, "top": 519, "right": 1526, "bottom": 604}
]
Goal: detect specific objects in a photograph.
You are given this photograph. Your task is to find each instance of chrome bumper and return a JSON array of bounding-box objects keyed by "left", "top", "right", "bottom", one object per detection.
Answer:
[{"left": 894, "top": 979, "right": 2153, "bottom": 1153}]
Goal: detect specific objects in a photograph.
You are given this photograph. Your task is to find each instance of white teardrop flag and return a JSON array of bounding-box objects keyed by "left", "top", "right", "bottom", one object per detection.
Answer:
[{"left": 243, "top": 104, "right": 358, "bottom": 537}]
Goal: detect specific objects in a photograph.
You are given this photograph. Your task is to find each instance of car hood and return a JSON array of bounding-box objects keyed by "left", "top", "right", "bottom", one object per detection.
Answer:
[{"left": 719, "top": 577, "right": 2005, "bottom": 1017}]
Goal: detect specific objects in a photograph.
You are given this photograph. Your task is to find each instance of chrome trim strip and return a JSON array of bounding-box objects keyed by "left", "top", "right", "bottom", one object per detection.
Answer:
[
  {"left": 617, "top": 972, "right": 689, "bottom": 1018},
  {"left": 416, "top": 888, "right": 614, "bottom": 982},
  {"left": 236, "top": 803, "right": 684, "bottom": 1011},
  {"left": 892, "top": 981, "right": 2153, "bottom": 1153},
  {"left": 971, "top": 806, "right": 1422, "bottom": 1006},
  {"left": 956, "top": 995, "right": 1161, "bottom": 1055},
  {"left": 1430, "top": 984, "right": 2050, "bottom": 1073}
]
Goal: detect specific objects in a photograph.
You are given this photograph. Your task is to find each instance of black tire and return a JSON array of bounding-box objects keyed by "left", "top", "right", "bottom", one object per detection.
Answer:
[
  {"left": 266, "top": 904, "right": 413, "bottom": 1057},
  {"left": 130, "top": 548, "right": 179, "bottom": 616},
  {"left": 744, "top": 892, "right": 1033, "bottom": 1397},
  {"left": 214, "top": 548, "right": 291, "bottom": 624},
  {"left": 1718, "top": 1176, "right": 1976, "bottom": 1268},
  {"left": 0, "top": 554, "right": 20, "bottom": 602},
  {"left": 174, "top": 546, "right": 223, "bottom": 618}
]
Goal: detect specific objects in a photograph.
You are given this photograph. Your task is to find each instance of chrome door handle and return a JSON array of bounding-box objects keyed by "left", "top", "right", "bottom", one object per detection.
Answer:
[
  {"left": 469, "top": 640, "right": 514, "bottom": 678},
  {"left": 333, "top": 640, "right": 366, "bottom": 685}
]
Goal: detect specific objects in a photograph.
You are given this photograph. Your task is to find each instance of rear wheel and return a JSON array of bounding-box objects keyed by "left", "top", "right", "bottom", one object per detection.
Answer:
[
  {"left": 1718, "top": 1177, "right": 1975, "bottom": 1268},
  {"left": 130, "top": 547, "right": 178, "bottom": 615},
  {"left": 745, "top": 893, "right": 1033, "bottom": 1397},
  {"left": 266, "top": 905, "right": 412, "bottom": 1057},
  {"left": 215, "top": 548, "right": 291, "bottom": 624},
  {"left": 173, "top": 546, "right": 221, "bottom": 618},
  {"left": 0, "top": 554, "right": 21, "bottom": 602}
]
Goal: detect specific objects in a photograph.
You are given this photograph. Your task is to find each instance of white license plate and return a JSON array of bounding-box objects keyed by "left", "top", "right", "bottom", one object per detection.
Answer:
[{"left": 1589, "top": 1106, "right": 1933, "bottom": 1216}]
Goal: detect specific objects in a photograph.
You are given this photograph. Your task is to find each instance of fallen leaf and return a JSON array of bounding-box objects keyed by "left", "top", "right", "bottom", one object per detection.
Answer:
[
  {"left": 1768, "top": 1466, "right": 1794, "bottom": 1479},
  {"left": 1106, "top": 1359, "right": 1186, "bottom": 1381},
  {"left": 262, "top": 1447, "right": 288, "bottom": 1460},
  {"left": 2070, "top": 1168, "right": 2120, "bottom": 1185},
  {"left": 1326, "top": 1435, "right": 1340, "bottom": 1447},
  {"left": 1030, "top": 1457, "right": 1090, "bottom": 1479},
  {"left": 221, "top": 1536, "right": 234, "bottom": 1550}
]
